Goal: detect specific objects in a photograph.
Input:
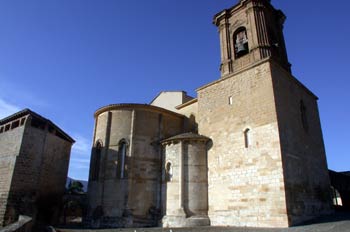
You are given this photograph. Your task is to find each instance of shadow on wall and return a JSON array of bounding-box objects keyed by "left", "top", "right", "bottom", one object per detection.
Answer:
[
  {"left": 0, "top": 215, "right": 32, "bottom": 232},
  {"left": 85, "top": 143, "right": 163, "bottom": 229},
  {"left": 329, "top": 170, "right": 350, "bottom": 210},
  {"left": 294, "top": 171, "right": 350, "bottom": 226},
  {"left": 187, "top": 115, "right": 198, "bottom": 134},
  {"left": 3, "top": 192, "right": 63, "bottom": 230},
  {"left": 58, "top": 193, "right": 87, "bottom": 228}
]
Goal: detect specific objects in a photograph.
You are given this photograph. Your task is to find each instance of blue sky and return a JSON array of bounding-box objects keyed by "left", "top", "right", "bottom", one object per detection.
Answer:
[{"left": 0, "top": 0, "right": 349, "bottom": 180}]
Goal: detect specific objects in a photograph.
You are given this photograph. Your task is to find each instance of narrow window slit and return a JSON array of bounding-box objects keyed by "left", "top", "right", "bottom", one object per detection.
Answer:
[{"left": 244, "top": 128, "right": 250, "bottom": 148}]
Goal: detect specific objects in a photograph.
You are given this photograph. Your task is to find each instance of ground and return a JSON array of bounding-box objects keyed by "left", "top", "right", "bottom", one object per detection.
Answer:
[{"left": 57, "top": 212, "right": 350, "bottom": 232}]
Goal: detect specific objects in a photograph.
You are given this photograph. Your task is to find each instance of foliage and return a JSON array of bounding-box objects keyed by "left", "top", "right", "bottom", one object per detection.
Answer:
[{"left": 67, "top": 180, "right": 84, "bottom": 194}]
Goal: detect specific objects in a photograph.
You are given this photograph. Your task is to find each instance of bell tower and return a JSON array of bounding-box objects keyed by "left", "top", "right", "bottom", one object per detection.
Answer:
[
  {"left": 214, "top": 0, "right": 291, "bottom": 77},
  {"left": 197, "top": 0, "right": 332, "bottom": 227}
]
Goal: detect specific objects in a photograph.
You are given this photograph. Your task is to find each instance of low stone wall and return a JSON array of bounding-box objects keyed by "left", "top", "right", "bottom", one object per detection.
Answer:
[{"left": 0, "top": 215, "right": 32, "bottom": 232}]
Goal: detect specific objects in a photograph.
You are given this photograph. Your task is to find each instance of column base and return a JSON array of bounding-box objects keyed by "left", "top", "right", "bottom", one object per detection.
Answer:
[{"left": 162, "top": 213, "right": 210, "bottom": 228}]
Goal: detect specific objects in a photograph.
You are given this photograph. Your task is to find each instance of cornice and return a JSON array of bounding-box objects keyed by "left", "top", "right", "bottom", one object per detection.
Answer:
[
  {"left": 175, "top": 98, "right": 198, "bottom": 110},
  {"left": 161, "top": 132, "right": 211, "bottom": 145},
  {"left": 94, "top": 103, "right": 185, "bottom": 119},
  {"left": 0, "top": 108, "right": 75, "bottom": 143}
]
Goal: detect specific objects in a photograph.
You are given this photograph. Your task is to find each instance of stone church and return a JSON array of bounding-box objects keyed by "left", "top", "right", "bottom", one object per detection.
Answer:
[{"left": 86, "top": 0, "right": 332, "bottom": 228}]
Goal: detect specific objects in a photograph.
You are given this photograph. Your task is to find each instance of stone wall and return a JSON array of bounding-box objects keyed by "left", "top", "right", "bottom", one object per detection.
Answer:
[
  {"left": 197, "top": 61, "right": 289, "bottom": 227},
  {"left": 88, "top": 110, "right": 132, "bottom": 227},
  {"left": 177, "top": 101, "right": 198, "bottom": 133},
  {"left": 0, "top": 125, "right": 25, "bottom": 226},
  {"left": 7, "top": 122, "right": 45, "bottom": 224},
  {"left": 270, "top": 62, "right": 333, "bottom": 225},
  {"left": 0, "top": 113, "right": 73, "bottom": 228},
  {"left": 7, "top": 118, "right": 72, "bottom": 226},
  {"left": 87, "top": 105, "right": 184, "bottom": 228},
  {"left": 36, "top": 131, "right": 72, "bottom": 199}
]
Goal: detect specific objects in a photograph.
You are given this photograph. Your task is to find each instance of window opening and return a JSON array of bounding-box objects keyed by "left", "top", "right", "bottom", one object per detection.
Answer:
[
  {"left": 229, "top": 96, "right": 233, "bottom": 105},
  {"left": 234, "top": 27, "right": 249, "bottom": 58},
  {"left": 165, "top": 162, "right": 173, "bottom": 182},
  {"left": 20, "top": 118, "right": 26, "bottom": 126},
  {"left": 331, "top": 186, "right": 343, "bottom": 206},
  {"left": 244, "top": 128, "right": 251, "bottom": 148},
  {"left": 91, "top": 142, "right": 102, "bottom": 181},
  {"left": 11, "top": 120, "right": 19, "bottom": 130},
  {"left": 117, "top": 140, "right": 127, "bottom": 179}
]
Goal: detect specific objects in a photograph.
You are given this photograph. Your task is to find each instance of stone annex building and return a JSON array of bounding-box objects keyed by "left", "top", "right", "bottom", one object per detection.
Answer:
[
  {"left": 86, "top": 0, "right": 333, "bottom": 229},
  {"left": 0, "top": 109, "right": 74, "bottom": 227}
]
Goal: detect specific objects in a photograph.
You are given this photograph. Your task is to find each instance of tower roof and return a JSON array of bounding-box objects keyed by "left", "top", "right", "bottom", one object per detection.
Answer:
[
  {"left": 0, "top": 108, "right": 75, "bottom": 143},
  {"left": 161, "top": 132, "right": 210, "bottom": 144}
]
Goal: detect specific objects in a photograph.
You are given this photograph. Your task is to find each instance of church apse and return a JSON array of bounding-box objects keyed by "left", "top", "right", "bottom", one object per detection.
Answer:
[{"left": 86, "top": 104, "right": 184, "bottom": 228}]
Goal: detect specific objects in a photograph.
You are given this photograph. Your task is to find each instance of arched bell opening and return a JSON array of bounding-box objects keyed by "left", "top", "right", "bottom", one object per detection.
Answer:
[{"left": 233, "top": 27, "right": 249, "bottom": 59}]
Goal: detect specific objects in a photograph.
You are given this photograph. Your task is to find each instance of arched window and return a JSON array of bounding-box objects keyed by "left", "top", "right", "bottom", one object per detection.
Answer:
[
  {"left": 244, "top": 128, "right": 251, "bottom": 148},
  {"left": 300, "top": 100, "right": 309, "bottom": 132},
  {"left": 165, "top": 161, "right": 173, "bottom": 182},
  {"left": 234, "top": 27, "right": 249, "bottom": 58},
  {"left": 117, "top": 140, "right": 127, "bottom": 179},
  {"left": 91, "top": 141, "right": 102, "bottom": 181},
  {"left": 331, "top": 186, "right": 343, "bottom": 206}
]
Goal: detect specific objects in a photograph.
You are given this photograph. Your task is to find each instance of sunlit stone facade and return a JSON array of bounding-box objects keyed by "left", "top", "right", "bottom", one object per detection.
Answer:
[{"left": 86, "top": 0, "right": 332, "bottom": 228}]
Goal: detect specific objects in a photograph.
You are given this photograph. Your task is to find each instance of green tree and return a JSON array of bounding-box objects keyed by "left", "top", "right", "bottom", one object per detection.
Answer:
[{"left": 67, "top": 180, "right": 84, "bottom": 194}]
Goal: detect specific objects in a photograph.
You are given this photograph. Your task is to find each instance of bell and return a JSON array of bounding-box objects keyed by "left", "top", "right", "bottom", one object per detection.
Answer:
[{"left": 236, "top": 41, "right": 248, "bottom": 54}]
